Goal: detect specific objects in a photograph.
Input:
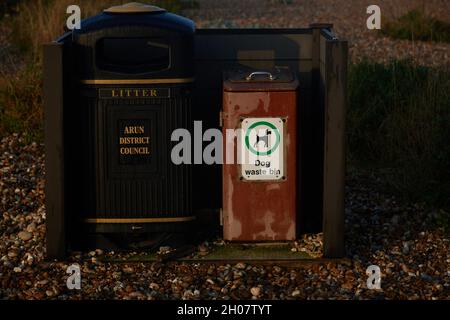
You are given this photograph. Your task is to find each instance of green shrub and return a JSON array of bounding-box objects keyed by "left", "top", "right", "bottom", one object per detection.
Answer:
[
  {"left": 382, "top": 9, "right": 450, "bottom": 43},
  {"left": 348, "top": 60, "right": 450, "bottom": 208}
]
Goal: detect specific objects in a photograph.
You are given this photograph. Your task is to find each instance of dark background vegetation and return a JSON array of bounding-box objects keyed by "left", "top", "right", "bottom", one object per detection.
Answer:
[
  {"left": 348, "top": 60, "right": 450, "bottom": 210},
  {"left": 0, "top": 1, "right": 449, "bottom": 219},
  {"left": 382, "top": 9, "right": 450, "bottom": 43}
]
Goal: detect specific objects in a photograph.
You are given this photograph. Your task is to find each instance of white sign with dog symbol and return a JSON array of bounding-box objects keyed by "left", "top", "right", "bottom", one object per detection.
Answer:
[{"left": 240, "top": 118, "right": 284, "bottom": 181}]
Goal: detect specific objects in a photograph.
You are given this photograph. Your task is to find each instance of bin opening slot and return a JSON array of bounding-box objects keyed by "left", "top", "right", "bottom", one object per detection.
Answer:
[{"left": 96, "top": 38, "right": 170, "bottom": 73}]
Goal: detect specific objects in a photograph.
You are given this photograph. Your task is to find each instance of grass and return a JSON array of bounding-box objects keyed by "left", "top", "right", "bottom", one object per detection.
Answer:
[
  {"left": 101, "top": 244, "right": 312, "bottom": 262},
  {"left": 200, "top": 244, "right": 311, "bottom": 260},
  {"left": 382, "top": 9, "right": 450, "bottom": 43},
  {"left": 348, "top": 59, "right": 450, "bottom": 209},
  {"left": 0, "top": 62, "right": 43, "bottom": 142}
]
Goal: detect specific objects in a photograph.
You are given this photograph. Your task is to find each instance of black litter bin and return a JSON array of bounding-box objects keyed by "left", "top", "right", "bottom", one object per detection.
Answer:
[{"left": 45, "top": 3, "right": 196, "bottom": 256}]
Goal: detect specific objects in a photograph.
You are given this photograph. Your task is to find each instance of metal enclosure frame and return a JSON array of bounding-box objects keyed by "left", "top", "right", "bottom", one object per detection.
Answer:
[
  {"left": 320, "top": 29, "right": 347, "bottom": 258},
  {"left": 193, "top": 25, "right": 347, "bottom": 257},
  {"left": 44, "top": 25, "right": 347, "bottom": 259}
]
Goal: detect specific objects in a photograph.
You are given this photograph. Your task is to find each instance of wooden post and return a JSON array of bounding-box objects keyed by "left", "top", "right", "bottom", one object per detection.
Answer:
[
  {"left": 322, "top": 39, "right": 348, "bottom": 258},
  {"left": 44, "top": 42, "right": 66, "bottom": 259}
]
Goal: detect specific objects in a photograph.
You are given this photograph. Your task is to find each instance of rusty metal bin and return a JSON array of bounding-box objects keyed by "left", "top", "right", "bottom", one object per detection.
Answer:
[{"left": 222, "top": 68, "right": 298, "bottom": 241}]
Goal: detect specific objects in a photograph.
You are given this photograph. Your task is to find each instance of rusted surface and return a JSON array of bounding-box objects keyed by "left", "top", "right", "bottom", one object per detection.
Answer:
[{"left": 222, "top": 69, "right": 298, "bottom": 241}]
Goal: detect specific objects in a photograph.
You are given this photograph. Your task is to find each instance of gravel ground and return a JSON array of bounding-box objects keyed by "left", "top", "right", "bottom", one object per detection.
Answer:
[
  {"left": 0, "top": 1, "right": 449, "bottom": 300},
  {"left": 0, "top": 135, "right": 448, "bottom": 300},
  {"left": 183, "top": 0, "right": 450, "bottom": 67}
]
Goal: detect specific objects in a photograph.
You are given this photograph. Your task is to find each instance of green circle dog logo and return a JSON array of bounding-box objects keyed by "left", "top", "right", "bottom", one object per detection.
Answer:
[{"left": 245, "top": 121, "right": 281, "bottom": 156}]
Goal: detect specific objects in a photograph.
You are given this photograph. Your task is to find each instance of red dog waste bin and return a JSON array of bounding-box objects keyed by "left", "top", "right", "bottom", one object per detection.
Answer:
[{"left": 222, "top": 68, "right": 298, "bottom": 241}]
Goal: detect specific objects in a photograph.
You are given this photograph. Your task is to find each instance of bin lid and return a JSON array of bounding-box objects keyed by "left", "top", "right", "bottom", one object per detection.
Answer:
[
  {"left": 71, "top": 2, "right": 194, "bottom": 35},
  {"left": 104, "top": 2, "right": 166, "bottom": 14},
  {"left": 224, "top": 67, "right": 298, "bottom": 92}
]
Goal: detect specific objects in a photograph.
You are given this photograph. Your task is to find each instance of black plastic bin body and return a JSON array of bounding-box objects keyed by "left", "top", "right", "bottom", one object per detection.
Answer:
[{"left": 50, "top": 4, "right": 196, "bottom": 250}]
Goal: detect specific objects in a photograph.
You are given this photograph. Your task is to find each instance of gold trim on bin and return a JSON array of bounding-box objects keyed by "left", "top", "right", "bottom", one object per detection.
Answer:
[
  {"left": 80, "top": 78, "right": 195, "bottom": 85},
  {"left": 84, "top": 216, "right": 196, "bottom": 224}
]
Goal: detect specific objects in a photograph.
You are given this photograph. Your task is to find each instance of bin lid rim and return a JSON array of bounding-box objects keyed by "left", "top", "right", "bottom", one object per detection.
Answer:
[{"left": 104, "top": 2, "right": 166, "bottom": 14}]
